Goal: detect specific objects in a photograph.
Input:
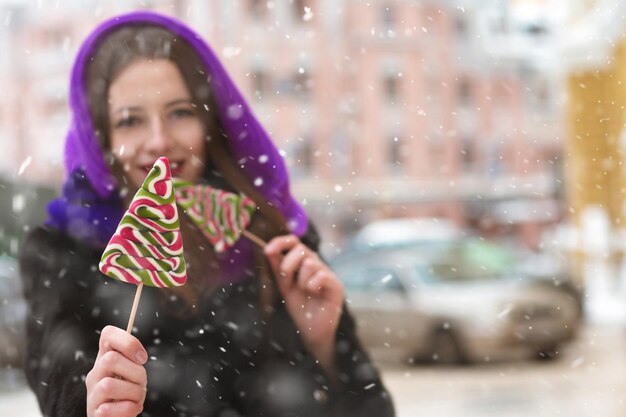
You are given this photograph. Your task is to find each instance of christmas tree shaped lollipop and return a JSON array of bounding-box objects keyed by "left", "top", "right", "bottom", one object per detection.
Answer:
[
  {"left": 173, "top": 179, "right": 257, "bottom": 252},
  {"left": 99, "top": 157, "right": 186, "bottom": 332}
]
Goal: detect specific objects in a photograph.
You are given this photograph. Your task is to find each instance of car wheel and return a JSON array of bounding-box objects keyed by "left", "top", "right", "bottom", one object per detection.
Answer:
[
  {"left": 535, "top": 345, "right": 560, "bottom": 361},
  {"left": 429, "top": 328, "right": 466, "bottom": 365}
]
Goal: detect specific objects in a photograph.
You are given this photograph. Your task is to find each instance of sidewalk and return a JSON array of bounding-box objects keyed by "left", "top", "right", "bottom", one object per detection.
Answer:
[
  {"left": 382, "top": 323, "right": 626, "bottom": 417},
  {"left": 1, "top": 323, "right": 624, "bottom": 417}
]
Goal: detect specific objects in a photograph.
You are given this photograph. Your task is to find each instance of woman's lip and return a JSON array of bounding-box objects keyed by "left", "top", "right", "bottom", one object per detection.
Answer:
[{"left": 171, "top": 161, "right": 184, "bottom": 176}]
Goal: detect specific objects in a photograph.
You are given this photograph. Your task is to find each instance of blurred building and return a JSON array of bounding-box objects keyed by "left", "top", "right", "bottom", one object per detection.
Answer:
[
  {"left": 559, "top": 0, "right": 626, "bottom": 299},
  {"left": 0, "top": 0, "right": 564, "bottom": 248}
]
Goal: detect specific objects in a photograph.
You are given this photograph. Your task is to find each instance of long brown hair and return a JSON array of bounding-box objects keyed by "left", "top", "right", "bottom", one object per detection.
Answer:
[{"left": 86, "top": 25, "right": 287, "bottom": 314}]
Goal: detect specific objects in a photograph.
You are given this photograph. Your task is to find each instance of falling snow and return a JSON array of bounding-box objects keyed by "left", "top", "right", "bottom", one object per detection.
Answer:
[
  {"left": 17, "top": 156, "right": 32, "bottom": 176},
  {"left": 0, "top": 2, "right": 624, "bottom": 417}
]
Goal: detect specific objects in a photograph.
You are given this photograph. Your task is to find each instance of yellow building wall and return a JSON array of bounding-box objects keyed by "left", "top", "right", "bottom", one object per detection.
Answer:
[{"left": 566, "top": 38, "right": 626, "bottom": 283}]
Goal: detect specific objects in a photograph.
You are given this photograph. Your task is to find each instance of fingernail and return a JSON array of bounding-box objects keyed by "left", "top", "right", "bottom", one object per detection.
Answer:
[{"left": 136, "top": 350, "right": 148, "bottom": 364}]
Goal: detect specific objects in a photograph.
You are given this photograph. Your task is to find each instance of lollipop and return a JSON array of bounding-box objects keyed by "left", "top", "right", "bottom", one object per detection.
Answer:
[
  {"left": 99, "top": 157, "right": 186, "bottom": 331},
  {"left": 173, "top": 180, "right": 257, "bottom": 252}
]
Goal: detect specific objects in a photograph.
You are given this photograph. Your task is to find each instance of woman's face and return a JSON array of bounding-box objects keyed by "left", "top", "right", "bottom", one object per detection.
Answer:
[{"left": 108, "top": 58, "right": 206, "bottom": 188}]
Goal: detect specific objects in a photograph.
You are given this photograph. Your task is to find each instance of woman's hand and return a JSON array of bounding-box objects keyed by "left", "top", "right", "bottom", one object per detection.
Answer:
[
  {"left": 86, "top": 325, "right": 148, "bottom": 417},
  {"left": 265, "top": 235, "right": 344, "bottom": 374}
]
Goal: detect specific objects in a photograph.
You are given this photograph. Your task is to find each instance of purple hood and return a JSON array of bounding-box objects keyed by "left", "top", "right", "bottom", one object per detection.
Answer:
[{"left": 48, "top": 11, "right": 307, "bottom": 248}]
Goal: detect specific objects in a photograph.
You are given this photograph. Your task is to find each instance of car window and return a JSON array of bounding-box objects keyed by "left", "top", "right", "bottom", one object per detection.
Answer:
[
  {"left": 415, "top": 239, "right": 515, "bottom": 284},
  {"left": 334, "top": 264, "right": 405, "bottom": 293}
]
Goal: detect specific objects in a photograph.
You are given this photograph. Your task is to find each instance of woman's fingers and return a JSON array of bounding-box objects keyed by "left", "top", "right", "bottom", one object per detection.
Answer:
[
  {"left": 264, "top": 235, "right": 301, "bottom": 284},
  {"left": 265, "top": 235, "right": 316, "bottom": 281},
  {"left": 297, "top": 256, "right": 324, "bottom": 292},
  {"left": 90, "top": 377, "right": 145, "bottom": 415},
  {"left": 280, "top": 243, "right": 315, "bottom": 282},
  {"left": 264, "top": 234, "right": 299, "bottom": 276},
  {"left": 94, "top": 400, "right": 143, "bottom": 417},
  {"left": 92, "top": 376, "right": 145, "bottom": 403},
  {"left": 265, "top": 234, "right": 344, "bottom": 305},
  {"left": 300, "top": 265, "right": 345, "bottom": 307},
  {"left": 308, "top": 270, "right": 345, "bottom": 307},
  {"left": 264, "top": 234, "right": 299, "bottom": 255},
  {"left": 86, "top": 350, "right": 147, "bottom": 387},
  {"left": 264, "top": 235, "right": 295, "bottom": 283},
  {"left": 86, "top": 326, "right": 148, "bottom": 417},
  {"left": 97, "top": 325, "right": 148, "bottom": 365}
]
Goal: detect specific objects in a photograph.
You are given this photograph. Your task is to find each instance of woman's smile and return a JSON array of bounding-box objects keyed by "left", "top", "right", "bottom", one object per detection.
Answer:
[{"left": 140, "top": 160, "right": 185, "bottom": 177}]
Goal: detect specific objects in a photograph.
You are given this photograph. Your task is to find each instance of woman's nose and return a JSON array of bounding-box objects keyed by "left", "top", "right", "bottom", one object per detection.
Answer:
[{"left": 145, "top": 116, "right": 171, "bottom": 152}]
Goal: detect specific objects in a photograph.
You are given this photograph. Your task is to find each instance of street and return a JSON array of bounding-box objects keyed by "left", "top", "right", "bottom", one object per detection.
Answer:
[
  {"left": 382, "top": 323, "right": 625, "bottom": 417},
  {"left": 1, "top": 323, "right": 624, "bottom": 417}
]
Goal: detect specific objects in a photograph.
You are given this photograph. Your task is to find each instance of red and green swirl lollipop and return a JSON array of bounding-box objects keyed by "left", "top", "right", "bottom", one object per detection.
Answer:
[
  {"left": 100, "top": 157, "right": 187, "bottom": 288},
  {"left": 173, "top": 180, "right": 257, "bottom": 253},
  {"left": 99, "top": 157, "right": 186, "bottom": 333}
]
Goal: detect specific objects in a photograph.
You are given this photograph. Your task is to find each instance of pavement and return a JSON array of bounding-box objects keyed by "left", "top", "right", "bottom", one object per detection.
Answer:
[
  {"left": 382, "top": 322, "right": 625, "bottom": 417},
  {"left": 0, "top": 323, "right": 624, "bottom": 417}
]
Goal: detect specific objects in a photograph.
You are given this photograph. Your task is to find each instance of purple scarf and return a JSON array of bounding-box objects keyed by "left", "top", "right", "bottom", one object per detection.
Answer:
[{"left": 47, "top": 11, "right": 308, "bottom": 280}]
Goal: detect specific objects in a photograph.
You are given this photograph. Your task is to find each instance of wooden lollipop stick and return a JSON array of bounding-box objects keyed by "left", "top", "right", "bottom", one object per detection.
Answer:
[
  {"left": 126, "top": 282, "right": 144, "bottom": 333},
  {"left": 242, "top": 229, "right": 267, "bottom": 249}
]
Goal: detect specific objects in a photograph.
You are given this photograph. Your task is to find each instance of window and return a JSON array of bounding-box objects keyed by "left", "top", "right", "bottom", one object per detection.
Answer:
[
  {"left": 294, "top": 137, "right": 313, "bottom": 173},
  {"left": 335, "top": 264, "right": 405, "bottom": 293},
  {"left": 525, "top": 22, "right": 548, "bottom": 36},
  {"left": 293, "top": 68, "right": 312, "bottom": 99},
  {"left": 457, "top": 78, "right": 471, "bottom": 106},
  {"left": 285, "top": 136, "right": 313, "bottom": 177},
  {"left": 45, "top": 26, "right": 66, "bottom": 48},
  {"left": 249, "top": 0, "right": 266, "bottom": 20},
  {"left": 381, "top": 3, "right": 395, "bottom": 29},
  {"left": 460, "top": 137, "right": 475, "bottom": 172},
  {"left": 329, "top": 130, "right": 350, "bottom": 176},
  {"left": 275, "top": 77, "right": 294, "bottom": 95},
  {"left": 251, "top": 68, "right": 269, "bottom": 97},
  {"left": 455, "top": 14, "right": 468, "bottom": 38},
  {"left": 388, "top": 136, "right": 405, "bottom": 173},
  {"left": 485, "top": 143, "right": 506, "bottom": 178},
  {"left": 418, "top": 240, "right": 514, "bottom": 284},
  {"left": 384, "top": 73, "right": 399, "bottom": 102},
  {"left": 292, "top": 0, "right": 311, "bottom": 21}
]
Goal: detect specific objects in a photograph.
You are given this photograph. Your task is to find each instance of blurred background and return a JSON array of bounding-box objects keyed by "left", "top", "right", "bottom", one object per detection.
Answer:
[{"left": 0, "top": 0, "right": 625, "bottom": 416}]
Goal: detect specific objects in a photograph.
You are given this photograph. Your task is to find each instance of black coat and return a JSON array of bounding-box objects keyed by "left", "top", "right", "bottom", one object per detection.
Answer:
[{"left": 20, "top": 226, "right": 395, "bottom": 417}]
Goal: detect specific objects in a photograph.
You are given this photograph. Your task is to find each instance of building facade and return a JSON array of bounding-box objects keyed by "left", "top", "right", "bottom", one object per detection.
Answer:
[{"left": 0, "top": 0, "right": 563, "bottom": 249}]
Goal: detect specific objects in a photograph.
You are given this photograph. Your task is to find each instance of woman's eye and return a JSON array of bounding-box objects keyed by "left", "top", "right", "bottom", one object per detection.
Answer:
[
  {"left": 114, "top": 116, "right": 141, "bottom": 129},
  {"left": 170, "top": 108, "right": 196, "bottom": 118}
]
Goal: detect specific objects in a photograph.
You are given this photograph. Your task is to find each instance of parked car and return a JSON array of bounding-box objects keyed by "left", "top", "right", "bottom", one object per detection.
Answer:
[
  {"left": 343, "top": 217, "right": 578, "bottom": 294},
  {"left": 331, "top": 238, "right": 582, "bottom": 365},
  {"left": 344, "top": 217, "right": 465, "bottom": 253},
  {"left": 0, "top": 255, "right": 26, "bottom": 368}
]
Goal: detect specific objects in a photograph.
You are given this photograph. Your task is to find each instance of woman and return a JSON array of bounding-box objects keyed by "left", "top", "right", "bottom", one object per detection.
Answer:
[{"left": 20, "top": 11, "right": 395, "bottom": 417}]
